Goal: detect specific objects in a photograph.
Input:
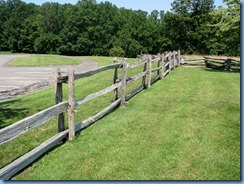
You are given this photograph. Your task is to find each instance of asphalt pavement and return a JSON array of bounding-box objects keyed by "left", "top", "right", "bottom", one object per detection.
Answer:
[{"left": 0, "top": 54, "right": 98, "bottom": 100}]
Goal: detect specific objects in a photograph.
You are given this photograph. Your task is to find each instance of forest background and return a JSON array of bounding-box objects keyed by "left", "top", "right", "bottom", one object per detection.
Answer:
[{"left": 0, "top": 0, "right": 240, "bottom": 57}]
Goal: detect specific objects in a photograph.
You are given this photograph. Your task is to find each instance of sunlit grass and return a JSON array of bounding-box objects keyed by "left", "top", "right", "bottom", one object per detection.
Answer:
[
  {"left": 9, "top": 55, "right": 84, "bottom": 66},
  {"left": 0, "top": 56, "right": 240, "bottom": 180}
]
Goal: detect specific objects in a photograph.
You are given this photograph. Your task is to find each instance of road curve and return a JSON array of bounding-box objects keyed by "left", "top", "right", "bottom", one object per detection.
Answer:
[{"left": 0, "top": 54, "right": 99, "bottom": 100}]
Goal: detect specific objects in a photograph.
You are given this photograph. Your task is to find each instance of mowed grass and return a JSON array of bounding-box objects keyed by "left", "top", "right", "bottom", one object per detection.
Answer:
[
  {"left": 0, "top": 51, "right": 16, "bottom": 54},
  {"left": 8, "top": 55, "right": 139, "bottom": 67},
  {"left": 8, "top": 55, "right": 84, "bottom": 66},
  {"left": 0, "top": 56, "right": 240, "bottom": 180},
  {"left": 0, "top": 56, "right": 140, "bottom": 167}
]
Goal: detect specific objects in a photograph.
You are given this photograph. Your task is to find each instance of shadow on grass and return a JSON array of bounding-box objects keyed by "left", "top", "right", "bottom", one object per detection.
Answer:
[
  {"left": 0, "top": 100, "right": 28, "bottom": 129},
  {"left": 204, "top": 67, "right": 240, "bottom": 74}
]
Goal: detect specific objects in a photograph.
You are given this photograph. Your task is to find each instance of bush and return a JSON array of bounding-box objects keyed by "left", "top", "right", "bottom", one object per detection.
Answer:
[{"left": 109, "top": 46, "right": 125, "bottom": 57}]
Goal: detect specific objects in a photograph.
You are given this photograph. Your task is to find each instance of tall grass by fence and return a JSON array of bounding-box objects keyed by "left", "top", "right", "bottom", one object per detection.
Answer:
[{"left": 0, "top": 50, "right": 181, "bottom": 180}]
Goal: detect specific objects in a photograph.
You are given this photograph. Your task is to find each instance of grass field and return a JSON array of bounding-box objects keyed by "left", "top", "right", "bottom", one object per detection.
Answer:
[
  {"left": 0, "top": 51, "right": 15, "bottom": 54},
  {"left": 8, "top": 55, "right": 84, "bottom": 66},
  {"left": 0, "top": 56, "right": 240, "bottom": 180}
]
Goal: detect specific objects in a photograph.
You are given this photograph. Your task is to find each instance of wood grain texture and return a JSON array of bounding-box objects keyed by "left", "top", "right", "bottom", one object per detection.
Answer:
[
  {"left": 161, "top": 53, "right": 165, "bottom": 80},
  {"left": 0, "top": 102, "right": 68, "bottom": 145},
  {"left": 148, "top": 55, "right": 152, "bottom": 88},
  {"left": 68, "top": 69, "right": 75, "bottom": 140},
  {"left": 55, "top": 68, "right": 65, "bottom": 133},
  {"left": 120, "top": 59, "right": 127, "bottom": 107},
  {"left": 113, "top": 67, "right": 119, "bottom": 101}
]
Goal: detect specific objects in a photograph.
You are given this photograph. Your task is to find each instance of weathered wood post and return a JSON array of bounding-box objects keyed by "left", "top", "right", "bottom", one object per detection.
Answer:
[
  {"left": 178, "top": 50, "right": 181, "bottom": 66},
  {"left": 142, "top": 56, "right": 148, "bottom": 88},
  {"left": 148, "top": 55, "right": 152, "bottom": 88},
  {"left": 204, "top": 57, "right": 209, "bottom": 68},
  {"left": 55, "top": 68, "right": 65, "bottom": 133},
  {"left": 161, "top": 53, "right": 165, "bottom": 80},
  {"left": 173, "top": 50, "right": 176, "bottom": 69},
  {"left": 120, "top": 58, "right": 127, "bottom": 107},
  {"left": 113, "top": 58, "right": 119, "bottom": 101},
  {"left": 225, "top": 58, "right": 232, "bottom": 71},
  {"left": 157, "top": 53, "right": 161, "bottom": 77},
  {"left": 68, "top": 69, "right": 75, "bottom": 140},
  {"left": 169, "top": 52, "right": 172, "bottom": 74}
]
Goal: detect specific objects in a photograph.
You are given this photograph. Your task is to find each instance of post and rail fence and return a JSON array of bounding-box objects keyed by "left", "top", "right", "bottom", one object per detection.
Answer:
[
  {"left": 0, "top": 50, "right": 181, "bottom": 180},
  {"left": 182, "top": 56, "right": 240, "bottom": 71},
  {"left": 0, "top": 50, "right": 240, "bottom": 180}
]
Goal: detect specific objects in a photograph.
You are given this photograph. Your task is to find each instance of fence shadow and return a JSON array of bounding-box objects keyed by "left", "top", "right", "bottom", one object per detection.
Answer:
[
  {"left": 0, "top": 100, "right": 28, "bottom": 129},
  {"left": 204, "top": 67, "right": 240, "bottom": 74}
]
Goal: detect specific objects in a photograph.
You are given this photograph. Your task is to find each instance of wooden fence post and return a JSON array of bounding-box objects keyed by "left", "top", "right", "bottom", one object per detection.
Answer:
[
  {"left": 148, "top": 55, "right": 152, "bottom": 88},
  {"left": 142, "top": 57, "right": 148, "bottom": 88},
  {"left": 68, "top": 69, "right": 75, "bottom": 140},
  {"left": 173, "top": 51, "right": 176, "bottom": 69},
  {"left": 157, "top": 53, "right": 161, "bottom": 77},
  {"left": 169, "top": 52, "right": 172, "bottom": 74},
  {"left": 178, "top": 50, "right": 181, "bottom": 66},
  {"left": 121, "top": 58, "right": 127, "bottom": 107},
  {"left": 204, "top": 57, "right": 209, "bottom": 68},
  {"left": 161, "top": 53, "right": 165, "bottom": 80},
  {"left": 113, "top": 59, "right": 119, "bottom": 101},
  {"left": 225, "top": 58, "right": 231, "bottom": 71},
  {"left": 55, "top": 68, "right": 65, "bottom": 133}
]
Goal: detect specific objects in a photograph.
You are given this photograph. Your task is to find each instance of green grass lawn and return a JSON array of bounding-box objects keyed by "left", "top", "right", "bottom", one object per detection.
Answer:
[
  {"left": 8, "top": 55, "right": 84, "bottom": 66},
  {"left": 8, "top": 55, "right": 139, "bottom": 67},
  {"left": 0, "top": 51, "right": 14, "bottom": 54},
  {"left": 0, "top": 57, "right": 240, "bottom": 180}
]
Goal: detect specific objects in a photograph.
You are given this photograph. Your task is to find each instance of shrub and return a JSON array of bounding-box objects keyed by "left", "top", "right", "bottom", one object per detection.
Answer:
[{"left": 109, "top": 46, "right": 125, "bottom": 57}]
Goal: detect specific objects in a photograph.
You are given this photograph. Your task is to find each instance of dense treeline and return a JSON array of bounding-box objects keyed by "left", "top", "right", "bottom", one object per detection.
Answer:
[{"left": 0, "top": 0, "right": 240, "bottom": 57}]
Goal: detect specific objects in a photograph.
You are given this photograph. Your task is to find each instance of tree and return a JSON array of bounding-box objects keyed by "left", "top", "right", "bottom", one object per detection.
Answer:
[
  {"left": 169, "top": 0, "right": 215, "bottom": 54},
  {"left": 0, "top": 0, "right": 239, "bottom": 57},
  {"left": 209, "top": 0, "right": 240, "bottom": 56},
  {"left": 34, "top": 33, "right": 60, "bottom": 54},
  {"left": 1, "top": 0, "right": 37, "bottom": 52},
  {"left": 0, "top": 0, "right": 8, "bottom": 50},
  {"left": 19, "top": 14, "right": 40, "bottom": 53}
]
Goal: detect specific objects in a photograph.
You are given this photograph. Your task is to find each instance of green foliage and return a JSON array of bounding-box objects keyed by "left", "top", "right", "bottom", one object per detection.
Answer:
[
  {"left": 209, "top": 1, "right": 240, "bottom": 56},
  {"left": 0, "top": 0, "right": 240, "bottom": 56},
  {"left": 109, "top": 46, "right": 125, "bottom": 57},
  {"left": 34, "top": 33, "right": 61, "bottom": 54}
]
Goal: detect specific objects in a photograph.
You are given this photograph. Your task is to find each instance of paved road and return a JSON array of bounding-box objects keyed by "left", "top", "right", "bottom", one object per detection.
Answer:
[{"left": 0, "top": 54, "right": 98, "bottom": 100}]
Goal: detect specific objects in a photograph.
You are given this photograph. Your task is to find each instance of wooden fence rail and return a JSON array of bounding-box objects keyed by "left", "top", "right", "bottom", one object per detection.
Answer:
[
  {"left": 0, "top": 50, "right": 181, "bottom": 180},
  {"left": 183, "top": 56, "right": 240, "bottom": 71},
  {"left": 0, "top": 102, "right": 69, "bottom": 145}
]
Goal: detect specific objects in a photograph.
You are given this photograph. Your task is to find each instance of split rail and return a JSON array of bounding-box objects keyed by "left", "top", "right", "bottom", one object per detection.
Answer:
[{"left": 0, "top": 50, "right": 181, "bottom": 180}]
